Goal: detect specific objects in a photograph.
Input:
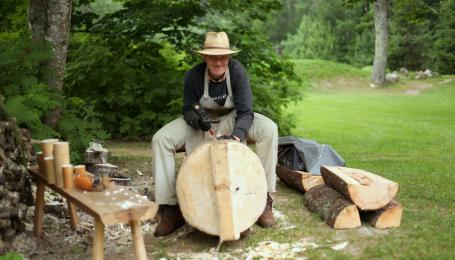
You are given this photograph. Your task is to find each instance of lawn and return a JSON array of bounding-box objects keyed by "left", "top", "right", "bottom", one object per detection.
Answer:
[
  {"left": 286, "top": 61, "right": 455, "bottom": 258},
  {"left": 105, "top": 62, "right": 455, "bottom": 259}
]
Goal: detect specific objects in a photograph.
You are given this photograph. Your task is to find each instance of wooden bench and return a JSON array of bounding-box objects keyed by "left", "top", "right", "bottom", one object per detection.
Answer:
[{"left": 28, "top": 166, "right": 158, "bottom": 260}]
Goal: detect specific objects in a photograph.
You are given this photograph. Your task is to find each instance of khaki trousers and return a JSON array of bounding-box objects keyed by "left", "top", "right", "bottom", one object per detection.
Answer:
[{"left": 151, "top": 111, "right": 278, "bottom": 205}]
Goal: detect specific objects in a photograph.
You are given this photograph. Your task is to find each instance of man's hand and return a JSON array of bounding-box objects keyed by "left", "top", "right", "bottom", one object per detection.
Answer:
[{"left": 192, "top": 103, "right": 211, "bottom": 132}]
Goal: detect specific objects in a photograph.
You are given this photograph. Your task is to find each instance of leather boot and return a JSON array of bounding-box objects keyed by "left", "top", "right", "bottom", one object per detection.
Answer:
[
  {"left": 153, "top": 204, "right": 185, "bottom": 237},
  {"left": 256, "top": 193, "right": 276, "bottom": 228}
]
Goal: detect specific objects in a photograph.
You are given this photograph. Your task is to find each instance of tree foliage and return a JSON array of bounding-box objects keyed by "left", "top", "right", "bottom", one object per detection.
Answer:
[{"left": 66, "top": 0, "right": 301, "bottom": 138}]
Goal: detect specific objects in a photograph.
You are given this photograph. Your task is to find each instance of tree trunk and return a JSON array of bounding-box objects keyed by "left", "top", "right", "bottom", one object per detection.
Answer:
[
  {"left": 371, "top": 0, "right": 388, "bottom": 87},
  {"left": 28, "top": 0, "right": 72, "bottom": 128},
  {"left": 304, "top": 185, "right": 361, "bottom": 229}
]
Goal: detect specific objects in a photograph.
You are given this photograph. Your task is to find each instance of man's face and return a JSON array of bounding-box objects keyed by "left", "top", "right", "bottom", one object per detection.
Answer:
[{"left": 204, "top": 55, "right": 229, "bottom": 79}]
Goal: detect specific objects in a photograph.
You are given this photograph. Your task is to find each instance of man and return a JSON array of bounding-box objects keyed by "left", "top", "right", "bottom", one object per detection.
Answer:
[{"left": 152, "top": 32, "right": 278, "bottom": 237}]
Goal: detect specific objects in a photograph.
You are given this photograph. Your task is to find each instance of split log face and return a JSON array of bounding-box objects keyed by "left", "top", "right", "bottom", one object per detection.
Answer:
[
  {"left": 176, "top": 141, "right": 267, "bottom": 241},
  {"left": 276, "top": 164, "right": 323, "bottom": 193},
  {"left": 321, "top": 166, "right": 399, "bottom": 210},
  {"left": 361, "top": 200, "right": 402, "bottom": 228},
  {"left": 304, "top": 185, "right": 361, "bottom": 229}
]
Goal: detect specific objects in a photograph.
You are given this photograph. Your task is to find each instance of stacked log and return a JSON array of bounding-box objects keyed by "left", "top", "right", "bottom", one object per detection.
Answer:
[
  {"left": 276, "top": 164, "right": 324, "bottom": 193},
  {"left": 279, "top": 163, "right": 403, "bottom": 229},
  {"left": 304, "top": 185, "right": 361, "bottom": 229},
  {"left": 0, "top": 104, "right": 32, "bottom": 254},
  {"left": 320, "top": 166, "right": 402, "bottom": 229}
]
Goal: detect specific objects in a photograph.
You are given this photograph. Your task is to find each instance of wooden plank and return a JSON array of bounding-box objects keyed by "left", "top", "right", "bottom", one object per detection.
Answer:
[
  {"left": 28, "top": 166, "right": 158, "bottom": 225},
  {"left": 130, "top": 220, "right": 147, "bottom": 260},
  {"left": 210, "top": 143, "right": 238, "bottom": 241},
  {"left": 361, "top": 200, "right": 403, "bottom": 228},
  {"left": 33, "top": 180, "right": 45, "bottom": 237},
  {"left": 304, "top": 185, "right": 361, "bottom": 229},
  {"left": 321, "top": 166, "right": 399, "bottom": 210},
  {"left": 68, "top": 202, "right": 79, "bottom": 231}
]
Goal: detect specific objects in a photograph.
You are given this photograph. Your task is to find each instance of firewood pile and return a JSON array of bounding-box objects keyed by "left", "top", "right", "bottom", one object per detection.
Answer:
[
  {"left": 0, "top": 105, "right": 33, "bottom": 254},
  {"left": 277, "top": 164, "right": 402, "bottom": 229}
]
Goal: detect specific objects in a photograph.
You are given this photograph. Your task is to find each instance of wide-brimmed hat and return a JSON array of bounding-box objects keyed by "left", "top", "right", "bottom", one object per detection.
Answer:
[{"left": 195, "top": 32, "right": 241, "bottom": 56}]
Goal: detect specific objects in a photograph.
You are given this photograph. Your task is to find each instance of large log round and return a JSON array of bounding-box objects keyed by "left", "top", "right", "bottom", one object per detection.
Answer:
[{"left": 176, "top": 141, "right": 267, "bottom": 241}]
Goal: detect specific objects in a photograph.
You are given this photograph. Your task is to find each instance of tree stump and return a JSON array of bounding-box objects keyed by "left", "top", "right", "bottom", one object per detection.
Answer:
[
  {"left": 176, "top": 141, "right": 267, "bottom": 241},
  {"left": 304, "top": 185, "right": 361, "bottom": 229},
  {"left": 321, "top": 166, "right": 399, "bottom": 210}
]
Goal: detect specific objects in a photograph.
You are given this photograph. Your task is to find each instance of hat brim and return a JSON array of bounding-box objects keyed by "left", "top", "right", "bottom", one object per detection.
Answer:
[{"left": 194, "top": 48, "right": 241, "bottom": 56}]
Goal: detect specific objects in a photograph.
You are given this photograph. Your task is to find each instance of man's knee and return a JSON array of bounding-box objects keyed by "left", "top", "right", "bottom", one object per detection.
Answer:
[
  {"left": 260, "top": 117, "right": 278, "bottom": 138},
  {"left": 152, "top": 129, "right": 169, "bottom": 148}
]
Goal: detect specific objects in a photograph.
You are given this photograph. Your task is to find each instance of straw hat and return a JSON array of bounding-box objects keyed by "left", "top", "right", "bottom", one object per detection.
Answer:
[{"left": 195, "top": 32, "right": 241, "bottom": 56}]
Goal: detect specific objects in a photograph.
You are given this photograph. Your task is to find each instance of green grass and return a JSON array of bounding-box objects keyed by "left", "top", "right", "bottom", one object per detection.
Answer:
[
  {"left": 287, "top": 63, "right": 455, "bottom": 258},
  {"left": 292, "top": 59, "right": 371, "bottom": 81}
]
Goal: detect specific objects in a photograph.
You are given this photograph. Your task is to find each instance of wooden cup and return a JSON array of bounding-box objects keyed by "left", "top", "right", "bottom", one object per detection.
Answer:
[
  {"left": 44, "top": 156, "right": 56, "bottom": 185},
  {"left": 53, "top": 142, "right": 70, "bottom": 187},
  {"left": 41, "top": 139, "right": 59, "bottom": 157},
  {"left": 74, "top": 165, "right": 87, "bottom": 176},
  {"left": 62, "top": 164, "right": 74, "bottom": 189}
]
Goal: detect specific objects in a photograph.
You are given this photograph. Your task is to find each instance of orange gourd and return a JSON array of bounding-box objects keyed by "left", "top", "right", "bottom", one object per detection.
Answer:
[{"left": 74, "top": 174, "right": 93, "bottom": 191}]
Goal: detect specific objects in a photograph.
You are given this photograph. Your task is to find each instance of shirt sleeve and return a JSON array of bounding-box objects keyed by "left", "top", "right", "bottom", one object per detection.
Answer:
[
  {"left": 182, "top": 70, "right": 201, "bottom": 126},
  {"left": 230, "top": 61, "right": 254, "bottom": 141}
]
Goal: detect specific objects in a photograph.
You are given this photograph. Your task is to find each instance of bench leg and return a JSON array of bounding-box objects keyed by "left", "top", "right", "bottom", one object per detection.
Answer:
[
  {"left": 130, "top": 220, "right": 147, "bottom": 260},
  {"left": 67, "top": 202, "right": 79, "bottom": 230},
  {"left": 93, "top": 219, "right": 105, "bottom": 260},
  {"left": 33, "top": 181, "right": 45, "bottom": 237}
]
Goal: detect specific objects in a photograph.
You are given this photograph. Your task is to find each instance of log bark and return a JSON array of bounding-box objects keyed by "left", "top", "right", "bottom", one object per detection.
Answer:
[
  {"left": 86, "top": 163, "right": 119, "bottom": 177},
  {"left": 371, "top": 0, "right": 389, "bottom": 87},
  {"left": 304, "top": 185, "right": 361, "bottom": 229},
  {"left": 321, "top": 166, "right": 399, "bottom": 210},
  {"left": 276, "top": 164, "right": 323, "bottom": 193},
  {"left": 361, "top": 199, "right": 402, "bottom": 228},
  {"left": 85, "top": 150, "right": 109, "bottom": 164}
]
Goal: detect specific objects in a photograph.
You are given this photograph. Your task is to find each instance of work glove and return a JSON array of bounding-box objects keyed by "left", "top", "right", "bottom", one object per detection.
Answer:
[
  {"left": 192, "top": 103, "right": 211, "bottom": 132},
  {"left": 217, "top": 135, "right": 236, "bottom": 140}
]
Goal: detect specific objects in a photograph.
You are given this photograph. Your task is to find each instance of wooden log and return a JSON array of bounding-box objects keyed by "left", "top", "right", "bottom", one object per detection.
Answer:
[
  {"left": 86, "top": 163, "right": 118, "bottom": 177},
  {"left": 85, "top": 150, "right": 109, "bottom": 164},
  {"left": 276, "top": 164, "right": 323, "bottom": 193},
  {"left": 321, "top": 166, "right": 399, "bottom": 210},
  {"left": 176, "top": 141, "right": 267, "bottom": 240},
  {"left": 361, "top": 200, "right": 402, "bottom": 228},
  {"left": 304, "top": 185, "right": 361, "bottom": 229}
]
